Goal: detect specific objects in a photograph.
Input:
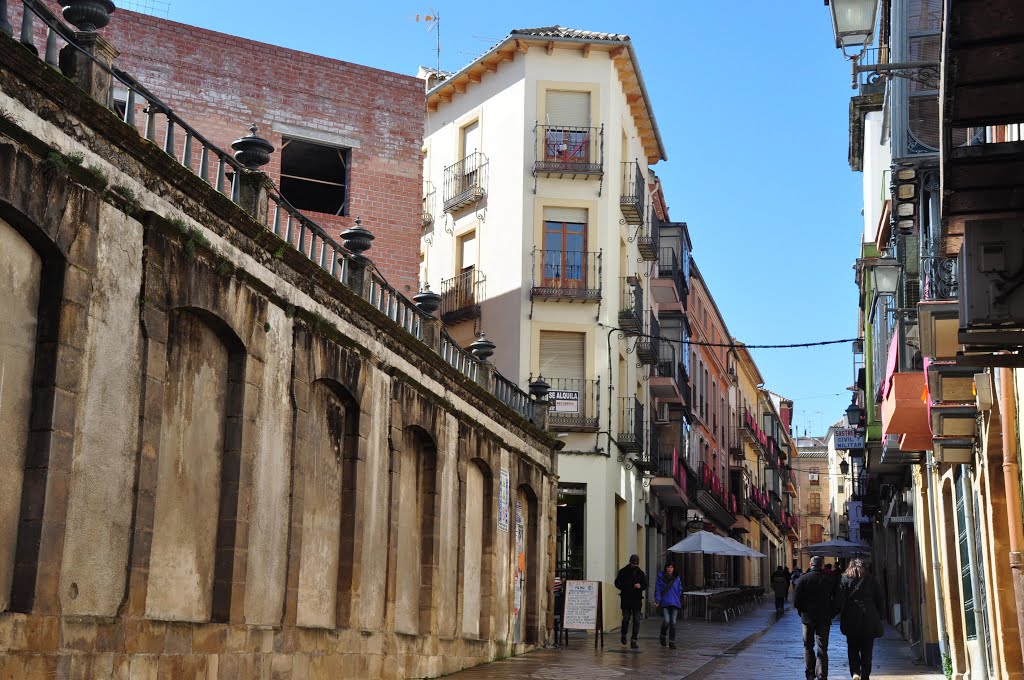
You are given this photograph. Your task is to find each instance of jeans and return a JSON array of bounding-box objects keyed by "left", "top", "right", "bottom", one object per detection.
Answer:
[
  {"left": 802, "top": 619, "right": 831, "bottom": 679},
  {"left": 775, "top": 595, "right": 786, "bottom": 611},
  {"left": 846, "top": 634, "right": 875, "bottom": 680},
  {"left": 620, "top": 607, "right": 641, "bottom": 641},
  {"left": 660, "top": 606, "right": 679, "bottom": 641}
]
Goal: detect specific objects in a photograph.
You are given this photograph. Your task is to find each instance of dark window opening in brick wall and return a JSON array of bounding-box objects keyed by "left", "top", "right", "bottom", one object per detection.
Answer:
[{"left": 281, "top": 137, "right": 350, "bottom": 216}]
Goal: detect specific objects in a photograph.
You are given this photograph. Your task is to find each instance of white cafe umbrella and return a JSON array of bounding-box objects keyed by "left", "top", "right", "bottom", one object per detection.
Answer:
[
  {"left": 667, "top": 530, "right": 751, "bottom": 556},
  {"left": 800, "top": 538, "right": 870, "bottom": 558}
]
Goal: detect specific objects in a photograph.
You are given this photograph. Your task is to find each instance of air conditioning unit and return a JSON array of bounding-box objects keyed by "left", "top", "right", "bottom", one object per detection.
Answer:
[
  {"left": 808, "top": 473, "right": 819, "bottom": 482},
  {"left": 653, "top": 402, "right": 670, "bottom": 424},
  {"left": 959, "top": 220, "right": 1024, "bottom": 334}
]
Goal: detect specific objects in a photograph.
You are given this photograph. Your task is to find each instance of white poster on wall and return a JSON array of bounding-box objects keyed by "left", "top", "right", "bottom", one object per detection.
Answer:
[{"left": 498, "top": 468, "right": 510, "bottom": 532}]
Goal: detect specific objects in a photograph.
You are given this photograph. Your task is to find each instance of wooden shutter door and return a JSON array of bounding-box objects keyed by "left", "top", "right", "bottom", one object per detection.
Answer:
[{"left": 539, "top": 331, "right": 585, "bottom": 380}]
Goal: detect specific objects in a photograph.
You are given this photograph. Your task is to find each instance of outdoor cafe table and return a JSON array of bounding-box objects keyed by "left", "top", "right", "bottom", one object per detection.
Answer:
[{"left": 682, "top": 587, "right": 739, "bottom": 621}]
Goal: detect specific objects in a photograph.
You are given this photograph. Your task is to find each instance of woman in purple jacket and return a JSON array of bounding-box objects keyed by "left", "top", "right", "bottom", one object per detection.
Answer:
[{"left": 654, "top": 562, "right": 683, "bottom": 648}]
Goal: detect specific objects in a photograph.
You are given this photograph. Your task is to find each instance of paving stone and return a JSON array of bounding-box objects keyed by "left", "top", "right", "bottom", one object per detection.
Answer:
[{"left": 441, "top": 601, "right": 944, "bottom": 680}]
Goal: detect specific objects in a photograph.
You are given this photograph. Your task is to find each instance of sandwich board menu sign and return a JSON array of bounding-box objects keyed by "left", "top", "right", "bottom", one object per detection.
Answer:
[{"left": 561, "top": 579, "right": 604, "bottom": 647}]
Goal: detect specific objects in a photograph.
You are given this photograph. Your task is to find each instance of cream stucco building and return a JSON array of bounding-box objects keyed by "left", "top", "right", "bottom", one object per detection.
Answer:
[{"left": 421, "top": 26, "right": 666, "bottom": 629}]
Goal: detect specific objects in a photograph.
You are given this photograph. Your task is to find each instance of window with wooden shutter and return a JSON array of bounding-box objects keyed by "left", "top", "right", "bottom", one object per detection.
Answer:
[{"left": 540, "top": 331, "right": 585, "bottom": 381}]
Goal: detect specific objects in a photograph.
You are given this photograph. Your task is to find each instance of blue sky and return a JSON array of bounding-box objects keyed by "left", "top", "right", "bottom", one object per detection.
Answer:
[{"left": 145, "top": 0, "right": 863, "bottom": 436}]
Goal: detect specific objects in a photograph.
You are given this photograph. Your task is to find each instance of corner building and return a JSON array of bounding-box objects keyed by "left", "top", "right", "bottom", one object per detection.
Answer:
[{"left": 421, "top": 26, "right": 666, "bottom": 631}]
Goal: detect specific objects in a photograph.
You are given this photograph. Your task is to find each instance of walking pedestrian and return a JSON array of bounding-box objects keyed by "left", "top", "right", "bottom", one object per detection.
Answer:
[
  {"left": 791, "top": 565, "right": 804, "bottom": 593},
  {"left": 614, "top": 553, "right": 647, "bottom": 649},
  {"left": 835, "top": 558, "right": 885, "bottom": 680},
  {"left": 653, "top": 562, "right": 682, "bottom": 648},
  {"left": 772, "top": 566, "right": 790, "bottom": 614},
  {"left": 794, "top": 555, "right": 837, "bottom": 680}
]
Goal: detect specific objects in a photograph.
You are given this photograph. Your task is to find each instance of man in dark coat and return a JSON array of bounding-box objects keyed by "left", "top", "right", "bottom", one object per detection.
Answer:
[
  {"left": 794, "top": 555, "right": 837, "bottom": 680},
  {"left": 614, "top": 554, "right": 647, "bottom": 648}
]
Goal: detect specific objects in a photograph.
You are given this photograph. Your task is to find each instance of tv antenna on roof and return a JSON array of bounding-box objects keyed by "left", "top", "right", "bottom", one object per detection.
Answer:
[{"left": 415, "top": 11, "right": 441, "bottom": 76}]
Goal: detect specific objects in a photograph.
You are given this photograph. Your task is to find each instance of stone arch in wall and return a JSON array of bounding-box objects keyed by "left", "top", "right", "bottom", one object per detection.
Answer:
[
  {"left": 462, "top": 457, "right": 494, "bottom": 638},
  {"left": 146, "top": 306, "right": 246, "bottom": 623},
  {"left": 294, "top": 377, "right": 359, "bottom": 628},
  {"left": 394, "top": 425, "right": 438, "bottom": 636},
  {"left": 0, "top": 215, "right": 46, "bottom": 612},
  {"left": 0, "top": 175, "right": 94, "bottom": 615},
  {"left": 514, "top": 483, "right": 540, "bottom": 645}
]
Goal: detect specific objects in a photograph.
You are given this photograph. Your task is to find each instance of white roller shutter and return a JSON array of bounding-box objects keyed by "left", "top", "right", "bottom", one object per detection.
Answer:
[
  {"left": 461, "top": 120, "right": 480, "bottom": 155},
  {"left": 543, "top": 207, "right": 588, "bottom": 224},
  {"left": 540, "top": 331, "right": 585, "bottom": 380},
  {"left": 545, "top": 91, "right": 590, "bottom": 127}
]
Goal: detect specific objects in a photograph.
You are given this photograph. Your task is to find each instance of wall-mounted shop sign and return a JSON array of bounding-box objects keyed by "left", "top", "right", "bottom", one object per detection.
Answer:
[{"left": 834, "top": 428, "right": 865, "bottom": 450}]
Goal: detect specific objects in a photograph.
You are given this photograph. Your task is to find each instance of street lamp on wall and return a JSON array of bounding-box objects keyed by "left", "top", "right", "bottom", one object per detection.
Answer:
[
  {"left": 826, "top": 0, "right": 879, "bottom": 55},
  {"left": 845, "top": 396, "right": 865, "bottom": 429},
  {"left": 825, "top": 0, "right": 940, "bottom": 89}
]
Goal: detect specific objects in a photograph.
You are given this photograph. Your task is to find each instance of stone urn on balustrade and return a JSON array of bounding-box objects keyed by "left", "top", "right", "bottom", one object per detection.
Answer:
[{"left": 62, "top": 0, "right": 116, "bottom": 32}]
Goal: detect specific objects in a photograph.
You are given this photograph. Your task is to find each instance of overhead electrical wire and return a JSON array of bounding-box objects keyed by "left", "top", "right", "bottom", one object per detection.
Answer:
[{"left": 597, "top": 323, "right": 857, "bottom": 350}]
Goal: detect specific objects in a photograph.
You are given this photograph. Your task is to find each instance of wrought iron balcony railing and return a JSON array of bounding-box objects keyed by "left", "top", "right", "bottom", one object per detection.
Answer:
[
  {"left": 546, "top": 378, "right": 600, "bottom": 432},
  {"left": 534, "top": 124, "right": 604, "bottom": 178},
  {"left": 440, "top": 267, "right": 484, "bottom": 323},
  {"left": 443, "top": 151, "right": 488, "bottom": 212},
  {"left": 921, "top": 255, "right": 958, "bottom": 301},
  {"left": 616, "top": 396, "right": 644, "bottom": 454},
  {"left": 620, "top": 161, "right": 645, "bottom": 226},
  {"left": 698, "top": 462, "right": 737, "bottom": 517},
  {"left": 657, "top": 246, "right": 688, "bottom": 304},
  {"left": 531, "top": 248, "right": 602, "bottom": 302},
  {"left": 636, "top": 312, "right": 660, "bottom": 365},
  {"left": 618, "top": 277, "right": 643, "bottom": 335},
  {"left": 422, "top": 180, "right": 435, "bottom": 228}
]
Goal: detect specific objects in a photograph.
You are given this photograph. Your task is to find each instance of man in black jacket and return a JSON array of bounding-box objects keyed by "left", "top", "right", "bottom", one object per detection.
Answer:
[
  {"left": 614, "top": 554, "right": 647, "bottom": 648},
  {"left": 794, "top": 556, "right": 836, "bottom": 680}
]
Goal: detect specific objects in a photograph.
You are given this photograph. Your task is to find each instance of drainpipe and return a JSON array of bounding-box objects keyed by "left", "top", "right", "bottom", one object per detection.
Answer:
[
  {"left": 997, "top": 366, "right": 1024, "bottom": 661},
  {"left": 925, "top": 452, "right": 950, "bottom": 662},
  {"left": 960, "top": 465, "right": 990, "bottom": 676}
]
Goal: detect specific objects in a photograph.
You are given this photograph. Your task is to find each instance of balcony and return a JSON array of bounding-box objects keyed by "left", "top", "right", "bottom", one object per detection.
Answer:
[
  {"left": 652, "top": 246, "right": 687, "bottom": 312},
  {"left": 727, "top": 426, "right": 744, "bottom": 462},
  {"left": 443, "top": 152, "right": 488, "bottom": 213},
  {"left": 440, "top": 267, "right": 484, "bottom": 324},
  {"left": 534, "top": 124, "right": 604, "bottom": 179},
  {"left": 651, "top": 439, "right": 688, "bottom": 508},
  {"left": 649, "top": 342, "right": 683, "bottom": 404},
  {"left": 636, "top": 312, "right": 660, "bottom": 365},
  {"left": 618, "top": 277, "right": 643, "bottom": 335},
  {"left": 696, "top": 462, "right": 736, "bottom": 529},
  {"left": 531, "top": 249, "right": 602, "bottom": 302},
  {"left": 921, "top": 255, "right": 958, "bottom": 302},
  {"left": 616, "top": 396, "right": 644, "bottom": 454},
  {"left": 422, "top": 180, "right": 435, "bottom": 229},
  {"left": 879, "top": 315, "right": 931, "bottom": 454},
  {"left": 620, "top": 161, "right": 645, "bottom": 226},
  {"left": 632, "top": 425, "right": 660, "bottom": 474},
  {"left": 741, "top": 408, "right": 770, "bottom": 459},
  {"left": 547, "top": 378, "right": 600, "bottom": 432}
]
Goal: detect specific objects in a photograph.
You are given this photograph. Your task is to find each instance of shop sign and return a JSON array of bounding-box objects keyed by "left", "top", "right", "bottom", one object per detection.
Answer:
[{"left": 834, "top": 428, "right": 865, "bottom": 450}]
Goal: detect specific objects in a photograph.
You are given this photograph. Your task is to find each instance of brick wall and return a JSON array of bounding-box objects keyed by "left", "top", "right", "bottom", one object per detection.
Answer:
[{"left": 101, "top": 8, "right": 425, "bottom": 294}]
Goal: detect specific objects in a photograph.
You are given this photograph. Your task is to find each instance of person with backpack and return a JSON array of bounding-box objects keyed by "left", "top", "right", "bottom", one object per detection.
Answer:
[
  {"left": 794, "top": 556, "right": 836, "bottom": 680},
  {"left": 653, "top": 561, "right": 683, "bottom": 648},
  {"left": 835, "top": 558, "right": 886, "bottom": 680}
]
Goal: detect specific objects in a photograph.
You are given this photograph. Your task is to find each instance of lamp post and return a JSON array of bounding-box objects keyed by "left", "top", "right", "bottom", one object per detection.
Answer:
[{"left": 825, "top": 0, "right": 940, "bottom": 89}]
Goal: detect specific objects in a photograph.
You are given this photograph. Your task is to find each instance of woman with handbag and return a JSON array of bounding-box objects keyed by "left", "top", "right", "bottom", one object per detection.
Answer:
[
  {"left": 836, "top": 558, "right": 886, "bottom": 680},
  {"left": 653, "top": 562, "right": 683, "bottom": 648}
]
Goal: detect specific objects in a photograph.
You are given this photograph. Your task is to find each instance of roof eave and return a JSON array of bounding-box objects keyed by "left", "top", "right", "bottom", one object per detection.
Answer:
[{"left": 426, "top": 34, "right": 667, "bottom": 163}]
